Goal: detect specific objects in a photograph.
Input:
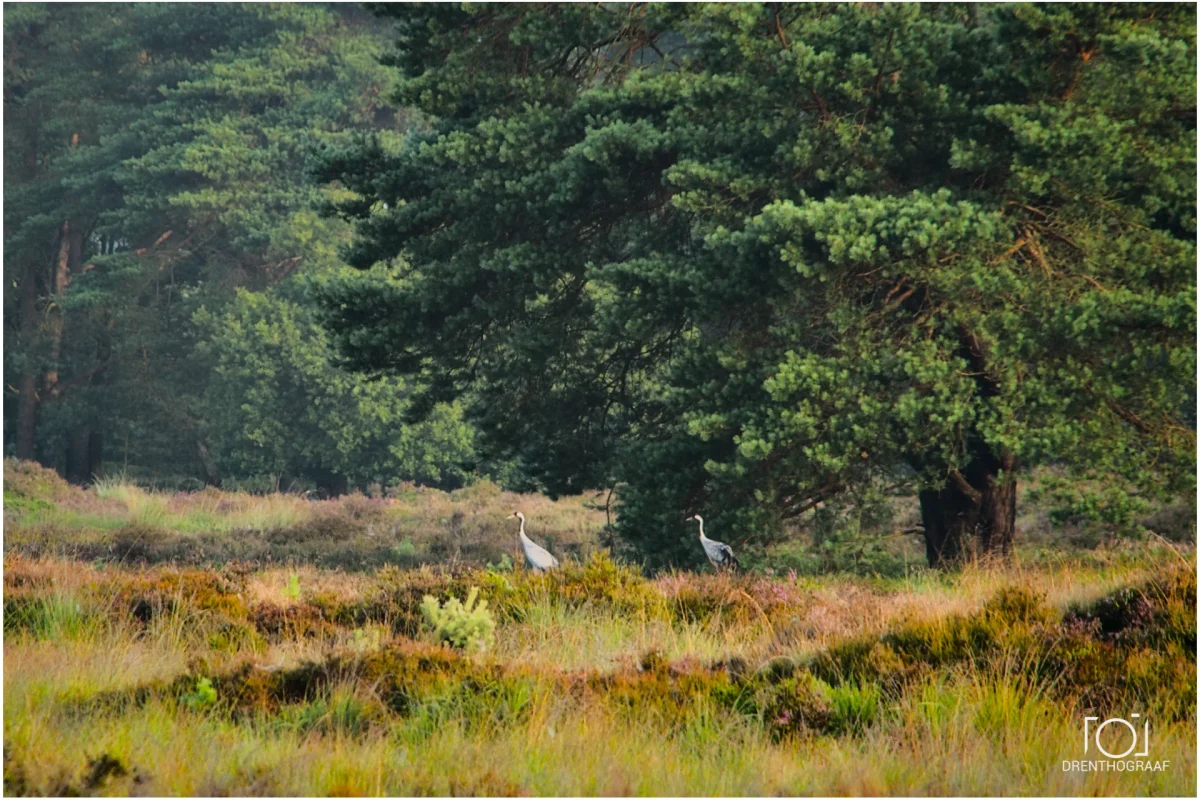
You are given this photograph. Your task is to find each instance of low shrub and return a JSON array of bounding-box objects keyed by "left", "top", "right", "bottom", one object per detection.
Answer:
[
  {"left": 761, "top": 673, "right": 834, "bottom": 740},
  {"left": 106, "top": 524, "right": 179, "bottom": 563},
  {"left": 249, "top": 602, "right": 333, "bottom": 641},
  {"left": 3, "top": 459, "right": 76, "bottom": 503},
  {"left": 109, "top": 568, "right": 249, "bottom": 624},
  {"left": 810, "top": 568, "right": 1196, "bottom": 723},
  {"left": 182, "top": 677, "right": 218, "bottom": 711},
  {"left": 420, "top": 587, "right": 496, "bottom": 652}
]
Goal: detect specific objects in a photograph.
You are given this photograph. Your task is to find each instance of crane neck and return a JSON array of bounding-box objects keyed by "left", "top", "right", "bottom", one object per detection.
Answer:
[
  {"left": 517, "top": 516, "right": 527, "bottom": 538},
  {"left": 696, "top": 518, "right": 706, "bottom": 540}
]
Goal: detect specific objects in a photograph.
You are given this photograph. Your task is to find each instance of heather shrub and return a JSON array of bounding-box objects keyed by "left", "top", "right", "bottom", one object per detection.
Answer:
[
  {"left": 980, "top": 586, "right": 1055, "bottom": 627},
  {"left": 761, "top": 672, "right": 833, "bottom": 740},
  {"left": 249, "top": 602, "right": 332, "bottom": 641},
  {"left": 105, "top": 524, "right": 179, "bottom": 562},
  {"left": 3, "top": 459, "right": 75, "bottom": 503}
]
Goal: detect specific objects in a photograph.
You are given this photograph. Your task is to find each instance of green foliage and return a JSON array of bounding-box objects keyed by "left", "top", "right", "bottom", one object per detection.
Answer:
[
  {"left": 486, "top": 553, "right": 515, "bottom": 573},
  {"left": 182, "top": 677, "right": 218, "bottom": 711},
  {"left": 3, "top": 4, "right": 474, "bottom": 494},
  {"left": 763, "top": 489, "right": 909, "bottom": 577},
  {"left": 3, "top": 492, "right": 56, "bottom": 519},
  {"left": 1028, "top": 473, "right": 1152, "bottom": 539},
  {"left": 283, "top": 573, "right": 302, "bottom": 602},
  {"left": 350, "top": 626, "right": 383, "bottom": 655},
  {"left": 3, "top": 593, "right": 94, "bottom": 640},
  {"left": 392, "top": 538, "right": 418, "bottom": 560},
  {"left": 315, "top": 3, "right": 1196, "bottom": 569},
  {"left": 419, "top": 587, "right": 496, "bottom": 652},
  {"left": 195, "top": 290, "right": 475, "bottom": 489},
  {"left": 279, "top": 693, "right": 379, "bottom": 737},
  {"left": 826, "top": 681, "right": 884, "bottom": 736}
]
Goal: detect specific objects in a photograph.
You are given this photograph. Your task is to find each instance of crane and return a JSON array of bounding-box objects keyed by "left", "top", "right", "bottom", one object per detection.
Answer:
[
  {"left": 507, "top": 511, "right": 560, "bottom": 572},
  {"left": 688, "top": 514, "right": 740, "bottom": 571}
]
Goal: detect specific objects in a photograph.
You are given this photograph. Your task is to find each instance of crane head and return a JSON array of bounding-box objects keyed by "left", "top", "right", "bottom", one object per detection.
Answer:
[
  {"left": 687, "top": 514, "right": 702, "bottom": 523},
  {"left": 507, "top": 511, "right": 524, "bottom": 521}
]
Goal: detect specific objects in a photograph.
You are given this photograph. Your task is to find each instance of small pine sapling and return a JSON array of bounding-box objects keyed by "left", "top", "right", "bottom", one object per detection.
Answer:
[
  {"left": 182, "top": 677, "right": 218, "bottom": 711},
  {"left": 419, "top": 587, "right": 496, "bottom": 652}
]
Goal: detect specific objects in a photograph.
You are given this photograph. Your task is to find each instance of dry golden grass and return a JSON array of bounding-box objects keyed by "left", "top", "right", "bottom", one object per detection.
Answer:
[
  {"left": 4, "top": 544, "right": 1195, "bottom": 796},
  {"left": 6, "top": 472, "right": 608, "bottom": 570},
  {"left": 3, "top": 466, "right": 1195, "bottom": 796}
]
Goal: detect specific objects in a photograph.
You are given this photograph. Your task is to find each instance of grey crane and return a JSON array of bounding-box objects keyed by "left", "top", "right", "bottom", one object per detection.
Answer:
[
  {"left": 688, "top": 514, "right": 740, "bottom": 571},
  {"left": 507, "top": 511, "right": 560, "bottom": 572}
]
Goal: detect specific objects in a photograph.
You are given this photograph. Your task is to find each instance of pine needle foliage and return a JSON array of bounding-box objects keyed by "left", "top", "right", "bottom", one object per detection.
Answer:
[
  {"left": 420, "top": 587, "right": 496, "bottom": 652},
  {"left": 314, "top": 3, "right": 1196, "bottom": 569}
]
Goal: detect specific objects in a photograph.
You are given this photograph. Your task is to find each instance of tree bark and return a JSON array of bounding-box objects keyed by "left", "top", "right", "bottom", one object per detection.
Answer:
[
  {"left": 15, "top": 260, "right": 41, "bottom": 461},
  {"left": 919, "top": 448, "right": 1017, "bottom": 567},
  {"left": 64, "top": 425, "right": 104, "bottom": 484},
  {"left": 918, "top": 326, "right": 1019, "bottom": 567},
  {"left": 87, "top": 430, "right": 104, "bottom": 480},
  {"left": 66, "top": 427, "right": 92, "bottom": 483},
  {"left": 43, "top": 220, "right": 73, "bottom": 401},
  {"left": 919, "top": 485, "right": 978, "bottom": 566},
  {"left": 196, "top": 437, "right": 221, "bottom": 487},
  {"left": 978, "top": 450, "right": 1017, "bottom": 557},
  {"left": 312, "top": 467, "right": 349, "bottom": 496}
]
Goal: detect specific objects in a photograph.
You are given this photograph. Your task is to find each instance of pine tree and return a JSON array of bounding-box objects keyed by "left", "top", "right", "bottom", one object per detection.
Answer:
[
  {"left": 315, "top": 3, "right": 1194, "bottom": 567},
  {"left": 5, "top": 3, "right": 436, "bottom": 489}
]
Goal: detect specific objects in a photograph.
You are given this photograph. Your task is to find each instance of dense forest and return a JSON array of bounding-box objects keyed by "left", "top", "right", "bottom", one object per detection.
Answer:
[
  {"left": 4, "top": 3, "right": 478, "bottom": 495},
  {"left": 4, "top": 3, "right": 1195, "bottom": 567}
]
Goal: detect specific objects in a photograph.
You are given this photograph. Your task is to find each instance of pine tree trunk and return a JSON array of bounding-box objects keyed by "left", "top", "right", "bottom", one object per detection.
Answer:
[
  {"left": 313, "top": 468, "right": 348, "bottom": 496},
  {"left": 66, "top": 427, "right": 92, "bottom": 483},
  {"left": 15, "top": 261, "right": 41, "bottom": 461},
  {"left": 196, "top": 437, "right": 221, "bottom": 487},
  {"left": 918, "top": 485, "right": 979, "bottom": 566},
  {"left": 919, "top": 449, "right": 1017, "bottom": 567},
  {"left": 88, "top": 430, "right": 104, "bottom": 480},
  {"left": 43, "top": 221, "right": 73, "bottom": 401},
  {"left": 978, "top": 451, "right": 1017, "bottom": 557}
]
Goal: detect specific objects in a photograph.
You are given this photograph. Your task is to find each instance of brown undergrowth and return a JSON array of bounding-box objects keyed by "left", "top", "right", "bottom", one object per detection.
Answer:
[
  {"left": 3, "top": 460, "right": 605, "bottom": 570},
  {"left": 10, "top": 552, "right": 1193, "bottom": 741},
  {"left": 4, "top": 462, "right": 1195, "bottom": 795}
]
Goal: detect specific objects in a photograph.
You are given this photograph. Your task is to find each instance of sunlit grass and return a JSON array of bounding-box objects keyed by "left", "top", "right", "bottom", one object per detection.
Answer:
[
  {"left": 3, "top": 469, "right": 1194, "bottom": 796},
  {"left": 5, "top": 673, "right": 1193, "bottom": 796},
  {"left": 6, "top": 473, "right": 608, "bottom": 570},
  {"left": 5, "top": 548, "right": 1194, "bottom": 796}
]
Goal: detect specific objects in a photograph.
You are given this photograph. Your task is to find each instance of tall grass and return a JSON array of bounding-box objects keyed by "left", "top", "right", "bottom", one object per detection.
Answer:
[
  {"left": 3, "top": 462, "right": 1195, "bottom": 796},
  {"left": 3, "top": 550, "right": 1193, "bottom": 796}
]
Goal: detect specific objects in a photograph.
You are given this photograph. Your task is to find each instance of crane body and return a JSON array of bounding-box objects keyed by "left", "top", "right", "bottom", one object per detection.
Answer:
[
  {"left": 508, "top": 511, "right": 560, "bottom": 572},
  {"left": 688, "top": 514, "right": 740, "bottom": 571}
]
